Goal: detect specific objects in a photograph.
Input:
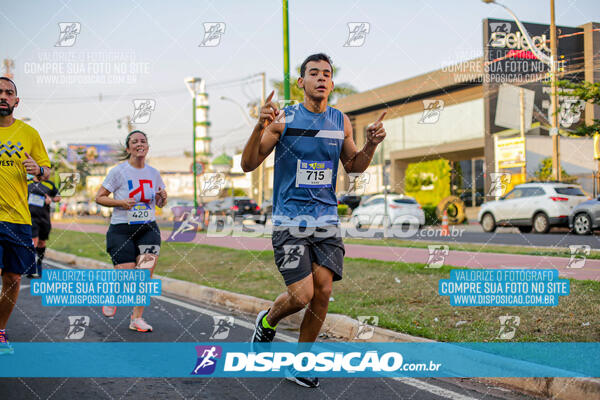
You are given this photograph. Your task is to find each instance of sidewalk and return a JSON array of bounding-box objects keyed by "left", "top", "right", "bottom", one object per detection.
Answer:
[{"left": 53, "top": 222, "right": 600, "bottom": 281}]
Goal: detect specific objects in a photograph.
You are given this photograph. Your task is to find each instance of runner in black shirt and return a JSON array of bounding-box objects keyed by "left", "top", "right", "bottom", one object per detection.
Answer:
[{"left": 27, "top": 176, "right": 61, "bottom": 278}]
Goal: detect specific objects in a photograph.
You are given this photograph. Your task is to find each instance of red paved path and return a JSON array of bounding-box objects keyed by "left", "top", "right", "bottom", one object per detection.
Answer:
[{"left": 53, "top": 222, "right": 600, "bottom": 281}]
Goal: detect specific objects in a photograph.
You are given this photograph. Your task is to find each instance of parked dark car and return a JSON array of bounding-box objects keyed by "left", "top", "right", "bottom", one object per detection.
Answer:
[
  {"left": 569, "top": 195, "right": 600, "bottom": 235},
  {"left": 337, "top": 194, "right": 362, "bottom": 210},
  {"left": 207, "top": 197, "right": 263, "bottom": 223},
  {"left": 459, "top": 191, "right": 484, "bottom": 207},
  {"left": 260, "top": 198, "right": 273, "bottom": 224}
]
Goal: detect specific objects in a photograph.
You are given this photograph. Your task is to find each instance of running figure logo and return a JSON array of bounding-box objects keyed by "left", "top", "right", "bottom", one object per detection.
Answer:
[
  {"left": 138, "top": 245, "right": 160, "bottom": 269},
  {"left": 490, "top": 22, "right": 512, "bottom": 34},
  {"left": 488, "top": 172, "right": 511, "bottom": 198},
  {"left": 274, "top": 100, "right": 300, "bottom": 124},
  {"left": 167, "top": 213, "right": 201, "bottom": 242},
  {"left": 55, "top": 22, "right": 81, "bottom": 47},
  {"left": 488, "top": 22, "right": 512, "bottom": 46},
  {"left": 557, "top": 98, "right": 585, "bottom": 128},
  {"left": 567, "top": 245, "right": 590, "bottom": 269},
  {"left": 201, "top": 173, "right": 226, "bottom": 197},
  {"left": 355, "top": 316, "right": 379, "bottom": 340},
  {"left": 344, "top": 23, "right": 370, "bottom": 47},
  {"left": 191, "top": 345, "right": 222, "bottom": 375},
  {"left": 346, "top": 172, "right": 370, "bottom": 195},
  {"left": 132, "top": 99, "right": 156, "bottom": 124},
  {"left": 426, "top": 245, "right": 449, "bottom": 268},
  {"left": 210, "top": 316, "right": 235, "bottom": 340},
  {"left": 58, "top": 173, "right": 80, "bottom": 197},
  {"left": 419, "top": 100, "right": 444, "bottom": 124},
  {"left": 497, "top": 315, "right": 520, "bottom": 340},
  {"left": 65, "top": 316, "right": 90, "bottom": 340},
  {"left": 199, "top": 23, "right": 226, "bottom": 47},
  {"left": 279, "top": 245, "right": 305, "bottom": 271}
]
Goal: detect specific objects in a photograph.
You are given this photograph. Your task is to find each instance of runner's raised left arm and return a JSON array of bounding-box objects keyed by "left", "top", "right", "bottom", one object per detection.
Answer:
[{"left": 340, "top": 111, "right": 386, "bottom": 173}]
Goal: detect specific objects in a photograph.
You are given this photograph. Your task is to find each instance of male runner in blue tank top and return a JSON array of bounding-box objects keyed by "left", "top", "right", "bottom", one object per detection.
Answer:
[{"left": 241, "top": 53, "right": 386, "bottom": 388}]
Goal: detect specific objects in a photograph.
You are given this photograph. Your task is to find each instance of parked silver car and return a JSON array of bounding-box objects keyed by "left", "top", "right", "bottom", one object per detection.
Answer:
[
  {"left": 569, "top": 196, "right": 600, "bottom": 235},
  {"left": 478, "top": 183, "right": 587, "bottom": 233}
]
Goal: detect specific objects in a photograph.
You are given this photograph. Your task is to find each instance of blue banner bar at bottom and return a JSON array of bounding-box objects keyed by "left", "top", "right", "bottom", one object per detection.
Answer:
[{"left": 0, "top": 342, "right": 597, "bottom": 378}]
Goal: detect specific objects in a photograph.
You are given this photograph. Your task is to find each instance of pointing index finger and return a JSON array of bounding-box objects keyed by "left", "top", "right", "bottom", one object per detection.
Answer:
[
  {"left": 376, "top": 111, "right": 387, "bottom": 123},
  {"left": 24, "top": 151, "right": 33, "bottom": 159},
  {"left": 265, "top": 90, "right": 275, "bottom": 104}
]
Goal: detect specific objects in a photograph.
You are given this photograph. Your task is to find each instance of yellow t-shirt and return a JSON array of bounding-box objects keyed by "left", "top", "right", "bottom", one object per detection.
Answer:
[{"left": 0, "top": 119, "right": 51, "bottom": 225}]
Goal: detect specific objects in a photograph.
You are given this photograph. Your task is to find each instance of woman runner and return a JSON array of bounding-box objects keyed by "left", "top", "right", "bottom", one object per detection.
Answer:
[{"left": 95, "top": 130, "right": 167, "bottom": 332}]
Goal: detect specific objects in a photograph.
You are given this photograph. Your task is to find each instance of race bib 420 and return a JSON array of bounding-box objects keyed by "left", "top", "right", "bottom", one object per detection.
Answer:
[
  {"left": 295, "top": 160, "right": 333, "bottom": 188},
  {"left": 128, "top": 203, "right": 154, "bottom": 225}
]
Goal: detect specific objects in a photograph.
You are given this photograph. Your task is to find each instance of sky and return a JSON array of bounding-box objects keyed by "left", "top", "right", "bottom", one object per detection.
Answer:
[{"left": 1, "top": 0, "right": 599, "bottom": 158}]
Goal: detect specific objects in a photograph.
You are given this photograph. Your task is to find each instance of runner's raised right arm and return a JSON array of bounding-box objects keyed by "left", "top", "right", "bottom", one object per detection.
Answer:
[{"left": 241, "top": 90, "right": 284, "bottom": 172}]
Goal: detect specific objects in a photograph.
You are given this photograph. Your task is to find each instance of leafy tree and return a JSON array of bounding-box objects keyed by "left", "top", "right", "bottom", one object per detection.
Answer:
[
  {"left": 532, "top": 157, "right": 578, "bottom": 183},
  {"left": 271, "top": 66, "right": 357, "bottom": 105},
  {"left": 556, "top": 80, "right": 600, "bottom": 136}
]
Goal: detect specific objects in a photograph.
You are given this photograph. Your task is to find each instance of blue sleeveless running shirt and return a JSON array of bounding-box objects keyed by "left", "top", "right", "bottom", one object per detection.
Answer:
[{"left": 271, "top": 103, "right": 345, "bottom": 227}]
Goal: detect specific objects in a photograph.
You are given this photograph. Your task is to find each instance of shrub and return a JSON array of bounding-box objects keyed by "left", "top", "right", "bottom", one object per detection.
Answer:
[
  {"left": 422, "top": 205, "right": 439, "bottom": 226},
  {"left": 337, "top": 204, "right": 350, "bottom": 216}
]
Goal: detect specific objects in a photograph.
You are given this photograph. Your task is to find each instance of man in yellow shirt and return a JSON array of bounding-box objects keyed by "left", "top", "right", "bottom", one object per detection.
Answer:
[{"left": 0, "top": 77, "right": 52, "bottom": 355}]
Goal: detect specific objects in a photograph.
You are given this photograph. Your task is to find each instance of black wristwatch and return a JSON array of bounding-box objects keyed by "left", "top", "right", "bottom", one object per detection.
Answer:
[{"left": 36, "top": 166, "right": 44, "bottom": 178}]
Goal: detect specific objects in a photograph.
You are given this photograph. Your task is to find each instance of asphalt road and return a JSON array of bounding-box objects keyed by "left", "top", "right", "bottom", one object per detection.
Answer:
[
  {"left": 355, "top": 226, "right": 600, "bottom": 248},
  {"left": 0, "top": 261, "right": 538, "bottom": 400},
  {"left": 58, "top": 216, "right": 600, "bottom": 249}
]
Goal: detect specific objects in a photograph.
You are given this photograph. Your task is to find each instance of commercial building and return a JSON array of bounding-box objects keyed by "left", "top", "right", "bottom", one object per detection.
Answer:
[{"left": 335, "top": 19, "right": 600, "bottom": 206}]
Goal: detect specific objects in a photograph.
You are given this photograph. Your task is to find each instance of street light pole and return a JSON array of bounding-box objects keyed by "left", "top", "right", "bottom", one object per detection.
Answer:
[
  {"left": 192, "top": 94, "right": 198, "bottom": 208},
  {"left": 220, "top": 96, "right": 254, "bottom": 127},
  {"left": 282, "top": 0, "right": 291, "bottom": 101}
]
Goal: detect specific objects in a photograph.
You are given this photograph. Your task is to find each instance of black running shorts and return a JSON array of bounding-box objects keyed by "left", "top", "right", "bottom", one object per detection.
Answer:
[
  {"left": 31, "top": 214, "right": 51, "bottom": 241},
  {"left": 272, "top": 225, "right": 344, "bottom": 286},
  {"left": 106, "top": 222, "right": 161, "bottom": 265}
]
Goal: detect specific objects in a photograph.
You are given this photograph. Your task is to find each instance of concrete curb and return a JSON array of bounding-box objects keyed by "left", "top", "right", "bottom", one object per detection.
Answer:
[
  {"left": 46, "top": 248, "right": 599, "bottom": 400},
  {"left": 45, "top": 249, "right": 432, "bottom": 343}
]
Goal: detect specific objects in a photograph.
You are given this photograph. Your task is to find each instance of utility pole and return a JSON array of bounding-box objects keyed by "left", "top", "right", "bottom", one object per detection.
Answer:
[
  {"left": 382, "top": 139, "right": 388, "bottom": 236},
  {"left": 258, "top": 72, "right": 266, "bottom": 205},
  {"left": 282, "top": 0, "right": 291, "bottom": 100},
  {"left": 519, "top": 88, "right": 527, "bottom": 179},
  {"left": 549, "top": 0, "right": 561, "bottom": 181}
]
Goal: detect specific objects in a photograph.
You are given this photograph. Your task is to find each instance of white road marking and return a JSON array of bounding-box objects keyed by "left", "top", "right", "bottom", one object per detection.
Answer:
[
  {"left": 154, "top": 294, "right": 298, "bottom": 343},
  {"left": 393, "top": 378, "right": 479, "bottom": 400},
  {"left": 44, "top": 259, "right": 480, "bottom": 400}
]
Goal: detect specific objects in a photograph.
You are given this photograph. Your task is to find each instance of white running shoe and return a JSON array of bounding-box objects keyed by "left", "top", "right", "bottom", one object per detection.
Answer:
[{"left": 129, "top": 317, "right": 153, "bottom": 332}]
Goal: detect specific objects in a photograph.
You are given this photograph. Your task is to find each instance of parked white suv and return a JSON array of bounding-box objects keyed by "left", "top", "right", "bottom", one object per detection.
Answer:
[
  {"left": 351, "top": 194, "right": 425, "bottom": 228},
  {"left": 478, "top": 183, "right": 587, "bottom": 233}
]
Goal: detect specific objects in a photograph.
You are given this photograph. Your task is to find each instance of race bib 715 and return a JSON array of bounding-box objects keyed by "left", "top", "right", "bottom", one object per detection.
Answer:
[{"left": 295, "top": 160, "right": 333, "bottom": 188}]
